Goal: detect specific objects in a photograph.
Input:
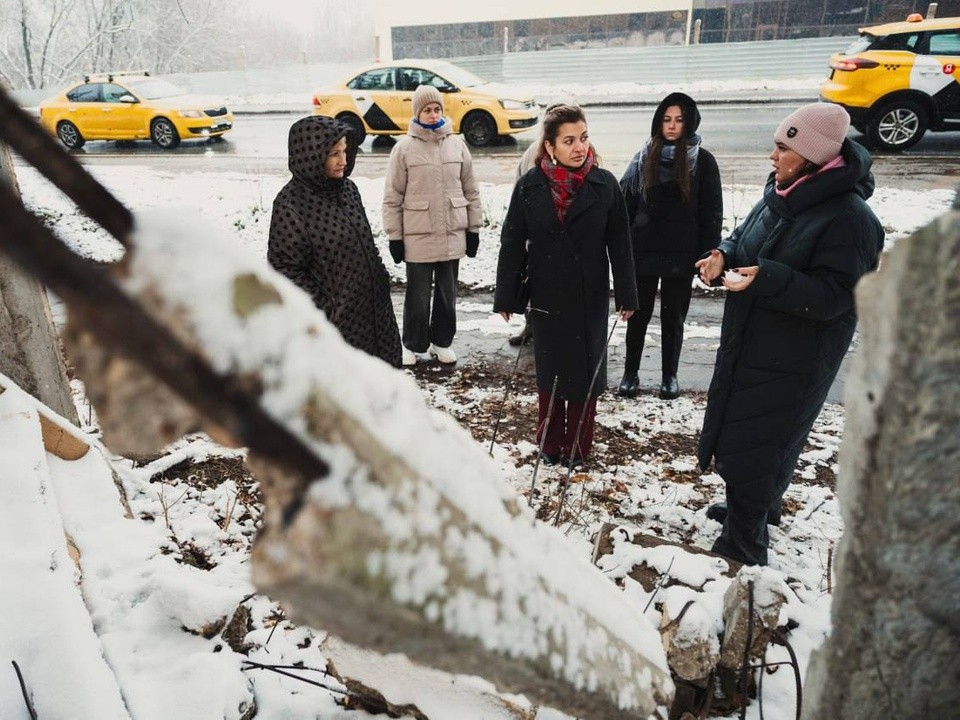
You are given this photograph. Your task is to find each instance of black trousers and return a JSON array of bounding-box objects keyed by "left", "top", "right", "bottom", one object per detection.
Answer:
[
  {"left": 623, "top": 274, "right": 693, "bottom": 376},
  {"left": 403, "top": 260, "right": 458, "bottom": 352}
]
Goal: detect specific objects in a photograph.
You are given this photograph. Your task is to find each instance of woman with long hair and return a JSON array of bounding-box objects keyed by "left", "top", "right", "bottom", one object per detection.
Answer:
[
  {"left": 494, "top": 104, "right": 637, "bottom": 466},
  {"left": 617, "top": 92, "right": 723, "bottom": 400}
]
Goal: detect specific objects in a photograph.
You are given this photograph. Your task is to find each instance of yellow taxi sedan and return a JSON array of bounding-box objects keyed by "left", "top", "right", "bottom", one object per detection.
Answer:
[
  {"left": 38, "top": 71, "right": 234, "bottom": 150},
  {"left": 820, "top": 13, "right": 960, "bottom": 150},
  {"left": 312, "top": 59, "right": 539, "bottom": 147}
]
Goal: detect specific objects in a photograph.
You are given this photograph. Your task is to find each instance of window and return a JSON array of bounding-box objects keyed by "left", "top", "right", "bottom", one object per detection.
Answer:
[
  {"left": 347, "top": 68, "right": 396, "bottom": 91},
  {"left": 928, "top": 31, "right": 960, "bottom": 56},
  {"left": 66, "top": 83, "right": 101, "bottom": 102},
  {"left": 869, "top": 32, "right": 920, "bottom": 52},
  {"left": 398, "top": 68, "right": 456, "bottom": 92},
  {"left": 101, "top": 83, "right": 132, "bottom": 102}
]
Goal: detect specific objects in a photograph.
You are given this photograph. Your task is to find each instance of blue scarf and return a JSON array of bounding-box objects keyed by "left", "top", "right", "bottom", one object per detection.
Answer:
[{"left": 414, "top": 118, "right": 446, "bottom": 131}]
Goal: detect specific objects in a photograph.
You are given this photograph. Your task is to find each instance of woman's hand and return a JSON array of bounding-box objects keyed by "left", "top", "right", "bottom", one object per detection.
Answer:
[
  {"left": 723, "top": 266, "right": 758, "bottom": 292},
  {"left": 619, "top": 309, "right": 634, "bottom": 321},
  {"left": 695, "top": 249, "right": 725, "bottom": 286},
  {"left": 499, "top": 311, "right": 512, "bottom": 322}
]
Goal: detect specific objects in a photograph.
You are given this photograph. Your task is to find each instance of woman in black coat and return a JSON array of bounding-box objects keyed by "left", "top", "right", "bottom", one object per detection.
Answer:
[
  {"left": 696, "top": 103, "right": 884, "bottom": 566},
  {"left": 494, "top": 104, "right": 638, "bottom": 466},
  {"left": 618, "top": 92, "right": 723, "bottom": 400},
  {"left": 268, "top": 116, "right": 401, "bottom": 367}
]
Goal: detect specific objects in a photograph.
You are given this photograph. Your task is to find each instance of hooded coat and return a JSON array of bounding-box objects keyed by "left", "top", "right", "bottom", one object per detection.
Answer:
[
  {"left": 268, "top": 116, "right": 401, "bottom": 367},
  {"left": 382, "top": 120, "right": 482, "bottom": 263},
  {"left": 494, "top": 164, "right": 639, "bottom": 401},
  {"left": 620, "top": 92, "right": 723, "bottom": 277},
  {"left": 698, "top": 139, "right": 883, "bottom": 537}
]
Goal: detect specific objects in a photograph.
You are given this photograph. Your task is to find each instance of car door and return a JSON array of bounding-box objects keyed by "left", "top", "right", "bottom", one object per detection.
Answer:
[
  {"left": 64, "top": 83, "right": 104, "bottom": 139},
  {"left": 921, "top": 29, "right": 960, "bottom": 123},
  {"left": 346, "top": 68, "right": 403, "bottom": 132},
  {"left": 100, "top": 82, "right": 146, "bottom": 138}
]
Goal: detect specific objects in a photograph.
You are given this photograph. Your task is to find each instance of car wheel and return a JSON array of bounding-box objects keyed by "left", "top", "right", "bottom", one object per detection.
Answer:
[
  {"left": 56, "top": 121, "right": 85, "bottom": 149},
  {"left": 336, "top": 113, "right": 367, "bottom": 144},
  {"left": 868, "top": 99, "right": 927, "bottom": 151},
  {"left": 151, "top": 117, "right": 181, "bottom": 149},
  {"left": 461, "top": 111, "right": 497, "bottom": 147}
]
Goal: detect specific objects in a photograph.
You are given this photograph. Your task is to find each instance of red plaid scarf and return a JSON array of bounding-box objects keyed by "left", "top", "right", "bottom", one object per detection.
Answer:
[{"left": 540, "top": 149, "right": 595, "bottom": 222}]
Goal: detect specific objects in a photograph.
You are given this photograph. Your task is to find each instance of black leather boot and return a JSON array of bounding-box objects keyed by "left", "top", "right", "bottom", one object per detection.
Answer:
[
  {"left": 617, "top": 371, "right": 640, "bottom": 398},
  {"left": 659, "top": 374, "right": 680, "bottom": 400},
  {"left": 706, "top": 502, "right": 728, "bottom": 523},
  {"left": 707, "top": 500, "right": 782, "bottom": 526},
  {"left": 508, "top": 322, "right": 533, "bottom": 347}
]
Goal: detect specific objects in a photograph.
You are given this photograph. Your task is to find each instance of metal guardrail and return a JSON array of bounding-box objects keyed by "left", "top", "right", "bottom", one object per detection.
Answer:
[{"left": 452, "top": 36, "right": 847, "bottom": 85}]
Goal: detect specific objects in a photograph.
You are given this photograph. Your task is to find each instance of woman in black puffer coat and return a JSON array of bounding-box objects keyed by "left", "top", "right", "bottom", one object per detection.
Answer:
[
  {"left": 268, "top": 116, "right": 401, "bottom": 367},
  {"left": 618, "top": 92, "right": 723, "bottom": 400},
  {"left": 696, "top": 103, "right": 884, "bottom": 566}
]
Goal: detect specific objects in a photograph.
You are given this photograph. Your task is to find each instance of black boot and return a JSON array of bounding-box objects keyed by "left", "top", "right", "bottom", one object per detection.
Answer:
[
  {"left": 508, "top": 322, "right": 533, "bottom": 347},
  {"left": 707, "top": 500, "right": 782, "bottom": 526},
  {"left": 659, "top": 374, "right": 680, "bottom": 400},
  {"left": 617, "top": 371, "right": 640, "bottom": 398},
  {"left": 706, "top": 501, "right": 728, "bottom": 524}
]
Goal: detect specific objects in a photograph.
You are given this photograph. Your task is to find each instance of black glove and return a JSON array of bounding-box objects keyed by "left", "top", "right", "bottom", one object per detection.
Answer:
[
  {"left": 465, "top": 231, "right": 480, "bottom": 258},
  {"left": 389, "top": 240, "right": 404, "bottom": 264}
]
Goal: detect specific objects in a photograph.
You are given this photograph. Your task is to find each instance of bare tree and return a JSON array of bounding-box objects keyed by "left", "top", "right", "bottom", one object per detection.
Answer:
[{"left": 0, "top": 92, "right": 78, "bottom": 422}]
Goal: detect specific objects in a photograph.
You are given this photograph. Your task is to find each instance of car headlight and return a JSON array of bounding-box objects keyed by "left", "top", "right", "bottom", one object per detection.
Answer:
[
  {"left": 499, "top": 99, "right": 526, "bottom": 111},
  {"left": 178, "top": 110, "right": 203, "bottom": 118}
]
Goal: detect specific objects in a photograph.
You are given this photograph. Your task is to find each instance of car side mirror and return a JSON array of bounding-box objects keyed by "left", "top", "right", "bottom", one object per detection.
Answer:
[
  {"left": 119, "top": 94, "right": 138, "bottom": 103},
  {"left": 437, "top": 84, "right": 458, "bottom": 93}
]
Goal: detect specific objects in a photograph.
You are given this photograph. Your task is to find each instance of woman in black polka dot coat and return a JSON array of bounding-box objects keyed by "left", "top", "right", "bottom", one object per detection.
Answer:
[{"left": 269, "top": 116, "right": 401, "bottom": 367}]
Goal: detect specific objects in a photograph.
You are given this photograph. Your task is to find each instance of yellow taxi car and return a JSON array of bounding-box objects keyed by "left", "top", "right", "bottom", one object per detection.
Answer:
[
  {"left": 820, "top": 14, "right": 960, "bottom": 150},
  {"left": 38, "top": 71, "right": 234, "bottom": 150},
  {"left": 312, "top": 59, "right": 539, "bottom": 147}
]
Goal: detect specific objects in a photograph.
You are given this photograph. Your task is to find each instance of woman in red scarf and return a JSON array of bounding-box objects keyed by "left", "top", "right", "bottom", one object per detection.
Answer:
[{"left": 494, "top": 105, "right": 637, "bottom": 467}]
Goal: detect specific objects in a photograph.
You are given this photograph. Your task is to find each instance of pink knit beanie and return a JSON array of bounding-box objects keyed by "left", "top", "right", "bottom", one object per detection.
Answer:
[
  {"left": 412, "top": 84, "right": 444, "bottom": 117},
  {"left": 774, "top": 103, "right": 850, "bottom": 165}
]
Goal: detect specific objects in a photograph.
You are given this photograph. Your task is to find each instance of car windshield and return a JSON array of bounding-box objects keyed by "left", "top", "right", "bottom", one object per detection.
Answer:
[
  {"left": 427, "top": 62, "right": 486, "bottom": 89},
  {"left": 124, "top": 78, "right": 186, "bottom": 99}
]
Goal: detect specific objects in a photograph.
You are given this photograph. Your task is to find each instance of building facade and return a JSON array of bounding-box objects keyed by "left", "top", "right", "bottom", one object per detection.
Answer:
[{"left": 374, "top": 0, "right": 960, "bottom": 60}]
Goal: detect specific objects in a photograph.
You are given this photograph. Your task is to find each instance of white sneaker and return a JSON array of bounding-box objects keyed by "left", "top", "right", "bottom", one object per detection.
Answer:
[
  {"left": 401, "top": 346, "right": 417, "bottom": 366},
  {"left": 429, "top": 343, "right": 457, "bottom": 364}
]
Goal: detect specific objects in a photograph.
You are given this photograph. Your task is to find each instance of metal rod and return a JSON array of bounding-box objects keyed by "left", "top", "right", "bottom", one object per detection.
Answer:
[
  {"left": 488, "top": 329, "right": 526, "bottom": 455},
  {"left": 553, "top": 312, "right": 621, "bottom": 526},
  {"left": 528, "top": 374, "right": 558, "bottom": 507}
]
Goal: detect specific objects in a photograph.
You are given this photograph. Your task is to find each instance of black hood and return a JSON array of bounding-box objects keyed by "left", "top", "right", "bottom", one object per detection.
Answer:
[
  {"left": 287, "top": 115, "right": 359, "bottom": 185},
  {"left": 650, "top": 92, "right": 701, "bottom": 139}
]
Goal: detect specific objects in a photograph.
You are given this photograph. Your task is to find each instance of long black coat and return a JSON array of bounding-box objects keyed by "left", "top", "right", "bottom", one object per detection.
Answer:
[
  {"left": 494, "top": 166, "right": 639, "bottom": 401},
  {"left": 698, "top": 139, "right": 884, "bottom": 486},
  {"left": 268, "top": 116, "right": 401, "bottom": 367},
  {"left": 621, "top": 147, "right": 723, "bottom": 277}
]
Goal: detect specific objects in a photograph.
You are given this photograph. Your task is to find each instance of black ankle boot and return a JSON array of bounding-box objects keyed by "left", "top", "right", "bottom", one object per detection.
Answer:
[
  {"left": 659, "top": 375, "right": 680, "bottom": 400},
  {"left": 707, "top": 501, "right": 782, "bottom": 526},
  {"left": 706, "top": 501, "right": 728, "bottom": 523},
  {"left": 618, "top": 372, "right": 640, "bottom": 398},
  {"left": 508, "top": 324, "right": 533, "bottom": 347}
]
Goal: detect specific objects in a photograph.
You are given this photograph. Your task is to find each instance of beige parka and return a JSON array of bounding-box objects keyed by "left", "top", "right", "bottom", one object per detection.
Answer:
[{"left": 382, "top": 120, "right": 482, "bottom": 263}]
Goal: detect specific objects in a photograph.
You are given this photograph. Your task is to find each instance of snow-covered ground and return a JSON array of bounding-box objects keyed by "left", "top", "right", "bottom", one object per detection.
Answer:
[{"left": 1, "top": 158, "right": 954, "bottom": 720}]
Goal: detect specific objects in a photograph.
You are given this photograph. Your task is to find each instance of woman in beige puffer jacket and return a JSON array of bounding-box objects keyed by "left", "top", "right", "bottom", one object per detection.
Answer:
[{"left": 382, "top": 84, "right": 482, "bottom": 366}]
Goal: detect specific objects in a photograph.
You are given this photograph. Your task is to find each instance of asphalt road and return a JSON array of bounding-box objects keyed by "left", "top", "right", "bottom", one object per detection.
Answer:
[{"left": 63, "top": 104, "right": 960, "bottom": 190}]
